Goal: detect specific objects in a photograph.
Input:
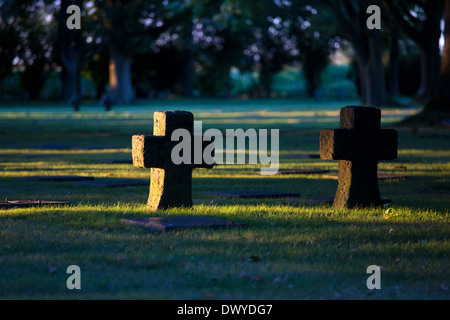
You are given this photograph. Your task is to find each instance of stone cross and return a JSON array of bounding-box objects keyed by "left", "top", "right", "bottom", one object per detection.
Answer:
[
  {"left": 320, "top": 106, "right": 398, "bottom": 208},
  {"left": 132, "top": 111, "right": 214, "bottom": 211}
]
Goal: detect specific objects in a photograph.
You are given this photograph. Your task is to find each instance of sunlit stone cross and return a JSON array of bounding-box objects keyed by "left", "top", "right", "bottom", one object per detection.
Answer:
[
  {"left": 132, "top": 111, "right": 214, "bottom": 211},
  {"left": 320, "top": 106, "right": 398, "bottom": 209}
]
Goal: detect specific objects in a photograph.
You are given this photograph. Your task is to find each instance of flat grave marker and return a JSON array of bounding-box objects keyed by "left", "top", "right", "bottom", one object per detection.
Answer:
[
  {"left": 121, "top": 216, "right": 248, "bottom": 232},
  {"left": 91, "top": 158, "right": 133, "bottom": 164},
  {"left": 282, "top": 153, "right": 320, "bottom": 159},
  {"left": 205, "top": 190, "right": 300, "bottom": 199},
  {"left": 274, "top": 169, "right": 330, "bottom": 175},
  {"left": 77, "top": 178, "right": 148, "bottom": 188},
  {"left": 285, "top": 197, "right": 392, "bottom": 206},
  {"left": 0, "top": 200, "right": 70, "bottom": 209},
  {"left": 19, "top": 175, "right": 95, "bottom": 182},
  {"left": 322, "top": 173, "right": 408, "bottom": 181}
]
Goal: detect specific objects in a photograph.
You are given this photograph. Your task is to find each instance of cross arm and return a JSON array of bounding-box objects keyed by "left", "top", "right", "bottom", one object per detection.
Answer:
[
  {"left": 132, "top": 135, "right": 215, "bottom": 169},
  {"left": 320, "top": 129, "right": 358, "bottom": 160},
  {"left": 377, "top": 129, "right": 397, "bottom": 161},
  {"left": 320, "top": 128, "right": 398, "bottom": 161},
  {"left": 132, "top": 135, "right": 168, "bottom": 169}
]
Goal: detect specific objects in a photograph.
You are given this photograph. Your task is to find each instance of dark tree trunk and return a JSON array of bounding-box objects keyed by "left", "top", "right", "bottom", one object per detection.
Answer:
[
  {"left": 384, "top": 0, "right": 443, "bottom": 102},
  {"left": 353, "top": 31, "right": 389, "bottom": 106},
  {"left": 225, "top": 65, "right": 232, "bottom": 98},
  {"left": 327, "top": 0, "right": 390, "bottom": 106},
  {"left": 357, "top": 57, "right": 370, "bottom": 104},
  {"left": 416, "top": 40, "right": 442, "bottom": 101},
  {"left": 388, "top": 27, "right": 400, "bottom": 96},
  {"left": 181, "top": 49, "right": 194, "bottom": 97},
  {"left": 108, "top": 44, "right": 134, "bottom": 105},
  {"left": 259, "top": 67, "right": 273, "bottom": 98},
  {"left": 57, "top": 0, "right": 82, "bottom": 103},
  {"left": 22, "top": 60, "right": 48, "bottom": 100},
  {"left": 424, "top": 0, "right": 450, "bottom": 113},
  {"left": 367, "top": 27, "right": 388, "bottom": 106},
  {"left": 61, "top": 56, "right": 79, "bottom": 101},
  {"left": 304, "top": 64, "right": 322, "bottom": 98}
]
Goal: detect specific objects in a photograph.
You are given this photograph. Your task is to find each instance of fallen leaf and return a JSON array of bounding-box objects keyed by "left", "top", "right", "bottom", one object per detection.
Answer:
[
  {"left": 248, "top": 255, "right": 261, "bottom": 263},
  {"left": 240, "top": 271, "right": 262, "bottom": 281},
  {"left": 272, "top": 275, "right": 288, "bottom": 284}
]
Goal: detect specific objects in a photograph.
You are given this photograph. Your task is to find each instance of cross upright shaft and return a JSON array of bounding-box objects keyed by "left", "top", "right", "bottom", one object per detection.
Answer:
[
  {"left": 132, "top": 111, "right": 214, "bottom": 211},
  {"left": 320, "top": 106, "right": 398, "bottom": 208}
]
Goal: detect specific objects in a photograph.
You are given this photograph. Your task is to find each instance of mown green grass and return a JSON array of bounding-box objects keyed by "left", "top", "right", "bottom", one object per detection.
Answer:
[{"left": 0, "top": 99, "right": 449, "bottom": 299}]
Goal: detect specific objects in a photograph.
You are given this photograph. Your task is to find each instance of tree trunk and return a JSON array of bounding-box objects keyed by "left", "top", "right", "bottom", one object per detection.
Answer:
[
  {"left": 388, "top": 27, "right": 400, "bottom": 96},
  {"left": 367, "top": 28, "right": 388, "bottom": 106},
  {"left": 354, "top": 37, "right": 389, "bottom": 106},
  {"left": 334, "top": 0, "right": 389, "bottom": 106},
  {"left": 23, "top": 60, "right": 48, "bottom": 100},
  {"left": 259, "top": 67, "right": 273, "bottom": 98},
  {"left": 57, "top": 0, "right": 81, "bottom": 103},
  {"left": 424, "top": 0, "right": 450, "bottom": 113},
  {"left": 181, "top": 49, "right": 194, "bottom": 97},
  {"left": 358, "top": 60, "right": 370, "bottom": 104},
  {"left": 61, "top": 56, "right": 78, "bottom": 102},
  {"left": 108, "top": 45, "right": 134, "bottom": 105},
  {"left": 416, "top": 41, "right": 442, "bottom": 101},
  {"left": 225, "top": 66, "right": 232, "bottom": 98}
]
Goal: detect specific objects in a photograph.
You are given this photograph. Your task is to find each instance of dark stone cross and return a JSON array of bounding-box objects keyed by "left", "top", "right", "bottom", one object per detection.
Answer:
[
  {"left": 132, "top": 111, "right": 214, "bottom": 211},
  {"left": 320, "top": 106, "right": 398, "bottom": 208}
]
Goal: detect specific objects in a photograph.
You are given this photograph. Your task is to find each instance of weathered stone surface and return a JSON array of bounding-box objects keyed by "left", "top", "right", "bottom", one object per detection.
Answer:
[
  {"left": 282, "top": 153, "right": 320, "bottom": 159},
  {"left": 340, "top": 105, "right": 381, "bottom": 130},
  {"left": 121, "top": 216, "right": 248, "bottom": 232},
  {"left": 323, "top": 173, "right": 407, "bottom": 181},
  {"left": 20, "top": 175, "right": 95, "bottom": 182},
  {"left": 205, "top": 190, "right": 300, "bottom": 199},
  {"left": 77, "top": 178, "right": 148, "bottom": 188},
  {"left": 133, "top": 111, "right": 214, "bottom": 211},
  {"left": 31, "top": 144, "right": 125, "bottom": 150},
  {"left": 319, "top": 106, "right": 398, "bottom": 209},
  {"left": 91, "top": 158, "right": 133, "bottom": 164},
  {"left": 285, "top": 197, "right": 392, "bottom": 206},
  {"left": 0, "top": 200, "right": 70, "bottom": 209},
  {"left": 274, "top": 169, "right": 329, "bottom": 175}
]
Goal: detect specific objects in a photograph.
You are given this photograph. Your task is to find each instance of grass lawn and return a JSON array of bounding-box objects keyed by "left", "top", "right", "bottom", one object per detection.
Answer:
[{"left": 0, "top": 98, "right": 449, "bottom": 300}]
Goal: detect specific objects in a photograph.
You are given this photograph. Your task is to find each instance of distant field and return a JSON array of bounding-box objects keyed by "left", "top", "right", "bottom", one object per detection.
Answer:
[{"left": 0, "top": 99, "right": 448, "bottom": 299}]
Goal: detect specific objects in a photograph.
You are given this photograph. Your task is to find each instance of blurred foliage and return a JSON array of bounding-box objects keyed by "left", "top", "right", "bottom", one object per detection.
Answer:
[{"left": 0, "top": 0, "right": 436, "bottom": 103}]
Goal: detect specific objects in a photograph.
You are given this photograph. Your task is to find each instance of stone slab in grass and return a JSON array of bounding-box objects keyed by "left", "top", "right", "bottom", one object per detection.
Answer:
[
  {"left": 20, "top": 175, "right": 95, "bottom": 182},
  {"left": 0, "top": 200, "right": 70, "bottom": 209},
  {"left": 323, "top": 173, "right": 408, "bottom": 181},
  {"left": 282, "top": 153, "right": 320, "bottom": 159},
  {"left": 77, "top": 178, "right": 148, "bottom": 188},
  {"left": 286, "top": 197, "right": 392, "bottom": 206},
  {"left": 274, "top": 169, "right": 330, "bottom": 175},
  {"left": 205, "top": 190, "right": 300, "bottom": 199},
  {"left": 0, "top": 154, "right": 61, "bottom": 159},
  {"left": 91, "top": 158, "right": 133, "bottom": 164},
  {"left": 31, "top": 144, "right": 127, "bottom": 150},
  {"left": 121, "top": 216, "right": 248, "bottom": 232}
]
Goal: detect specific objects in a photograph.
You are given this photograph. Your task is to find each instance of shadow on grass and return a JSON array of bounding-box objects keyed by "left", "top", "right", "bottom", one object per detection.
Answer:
[{"left": 0, "top": 204, "right": 448, "bottom": 299}]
